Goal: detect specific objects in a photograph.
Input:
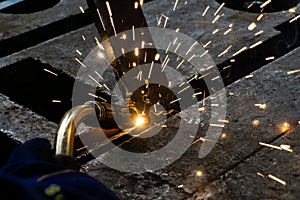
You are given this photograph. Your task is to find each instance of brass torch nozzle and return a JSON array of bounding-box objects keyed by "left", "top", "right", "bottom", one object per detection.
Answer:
[{"left": 55, "top": 101, "right": 137, "bottom": 157}]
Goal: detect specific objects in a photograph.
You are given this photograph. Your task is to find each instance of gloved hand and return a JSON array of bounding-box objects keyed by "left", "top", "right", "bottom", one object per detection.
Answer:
[{"left": 0, "top": 138, "right": 119, "bottom": 200}]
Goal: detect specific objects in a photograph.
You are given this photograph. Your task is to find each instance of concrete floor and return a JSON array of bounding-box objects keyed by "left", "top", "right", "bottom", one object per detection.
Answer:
[{"left": 0, "top": 0, "right": 299, "bottom": 199}]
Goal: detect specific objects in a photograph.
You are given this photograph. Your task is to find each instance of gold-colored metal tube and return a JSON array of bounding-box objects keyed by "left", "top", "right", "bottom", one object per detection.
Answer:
[{"left": 55, "top": 103, "right": 97, "bottom": 157}]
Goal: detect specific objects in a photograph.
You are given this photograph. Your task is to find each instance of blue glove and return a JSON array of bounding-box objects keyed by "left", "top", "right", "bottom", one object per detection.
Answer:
[{"left": 0, "top": 138, "right": 119, "bottom": 200}]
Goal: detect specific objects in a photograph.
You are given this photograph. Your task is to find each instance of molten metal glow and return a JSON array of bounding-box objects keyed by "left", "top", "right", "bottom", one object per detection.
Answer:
[
  {"left": 280, "top": 122, "right": 290, "bottom": 132},
  {"left": 135, "top": 116, "right": 145, "bottom": 127}
]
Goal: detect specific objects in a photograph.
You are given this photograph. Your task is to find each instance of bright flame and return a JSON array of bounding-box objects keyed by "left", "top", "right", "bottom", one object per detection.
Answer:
[
  {"left": 135, "top": 116, "right": 145, "bottom": 127},
  {"left": 196, "top": 170, "right": 203, "bottom": 177},
  {"left": 279, "top": 122, "right": 290, "bottom": 132}
]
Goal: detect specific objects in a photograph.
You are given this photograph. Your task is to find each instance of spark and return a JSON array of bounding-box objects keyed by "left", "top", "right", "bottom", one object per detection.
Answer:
[
  {"left": 174, "top": 42, "right": 182, "bottom": 53},
  {"left": 211, "top": 76, "right": 220, "bottom": 81},
  {"left": 288, "top": 8, "right": 296, "bottom": 13},
  {"left": 163, "top": 16, "right": 169, "bottom": 28},
  {"left": 165, "top": 41, "right": 172, "bottom": 53},
  {"left": 255, "top": 103, "right": 267, "bottom": 110},
  {"left": 173, "top": 37, "right": 178, "bottom": 45},
  {"left": 260, "top": 0, "right": 272, "bottom": 9},
  {"left": 247, "top": 3, "right": 254, "bottom": 9},
  {"left": 176, "top": 28, "right": 180, "bottom": 32},
  {"left": 188, "top": 54, "right": 196, "bottom": 62},
  {"left": 176, "top": 59, "right": 185, "bottom": 69},
  {"left": 88, "top": 93, "right": 107, "bottom": 102},
  {"left": 134, "top": 1, "right": 139, "bottom": 9},
  {"left": 265, "top": 56, "right": 275, "bottom": 61},
  {"left": 279, "top": 122, "right": 290, "bottom": 132},
  {"left": 218, "top": 119, "right": 229, "bottom": 123},
  {"left": 173, "top": 0, "right": 179, "bottom": 11},
  {"left": 259, "top": 142, "right": 282, "bottom": 150},
  {"left": 79, "top": 6, "right": 85, "bottom": 13},
  {"left": 148, "top": 61, "right": 154, "bottom": 79},
  {"left": 224, "top": 28, "right": 232, "bottom": 35},
  {"left": 212, "top": 28, "right": 219, "bottom": 34},
  {"left": 196, "top": 170, "right": 203, "bottom": 177},
  {"left": 254, "top": 30, "right": 264, "bottom": 36},
  {"left": 157, "top": 15, "right": 162, "bottom": 26},
  {"left": 179, "top": 82, "right": 185, "bottom": 87},
  {"left": 202, "top": 6, "right": 210, "bottom": 17},
  {"left": 192, "top": 92, "right": 202, "bottom": 98},
  {"left": 290, "top": 15, "right": 300, "bottom": 23},
  {"left": 223, "top": 65, "right": 231, "bottom": 70},
  {"left": 200, "top": 50, "right": 209, "bottom": 57},
  {"left": 154, "top": 53, "right": 160, "bottom": 61},
  {"left": 89, "top": 75, "right": 103, "bottom": 88},
  {"left": 186, "top": 75, "right": 197, "bottom": 84},
  {"left": 245, "top": 74, "right": 254, "bottom": 78},
  {"left": 95, "top": 73, "right": 109, "bottom": 91},
  {"left": 161, "top": 57, "right": 170, "bottom": 72},
  {"left": 81, "top": 35, "right": 86, "bottom": 41},
  {"left": 211, "top": 104, "right": 219, "bottom": 106},
  {"left": 96, "top": 9, "right": 106, "bottom": 31},
  {"left": 170, "top": 98, "right": 181, "bottom": 104},
  {"left": 248, "top": 22, "right": 257, "bottom": 31},
  {"left": 186, "top": 41, "right": 197, "bottom": 55},
  {"left": 52, "top": 100, "right": 61, "bottom": 103},
  {"left": 212, "top": 15, "right": 220, "bottom": 24},
  {"left": 44, "top": 68, "right": 58, "bottom": 76},
  {"left": 161, "top": 55, "right": 170, "bottom": 70},
  {"left": 250, "top": 41, "right": 262, "bottom": 49},
  {"left": 132, "top": 25, "right": 135, "bottom": 41},
  {"left": 75, "top": 58, "right": 87, "bottom": 68},
  {"left": 144, "top": 51, "right": 147, "bottom": 62},
  {"left": 134, "top": 48, "right": 139, "bottom": 56},
  {"left": 95, "top": 37, "right": 104, "bottom": 50},
  {"left": 214, "top": 3, "right": 225, "bottom": 16},
  {"left": 121, "top": 48, "right": 125, "bottom": 54},
  {"left": 260, "top": 142, "right": 293, "bottom": 153},
  {"left": 268, "top": 174, "right": 286, "bottom": 186},
  {"left": 218, "top": 45, "right": 232, "bottom": 57},
  {"left": 210, "top": 124, "right": 225, "bottom": 128},
  {"left": 139, "top": 0, "right": 144, "bottom": 6},
  {"left": 132, "top": 62, "right": 137, "bottom": 67},
  {"left": 177, "top": 185, "right": 184, "bottom": 188},
  {"left": 203, "top": 41, "right": 211, "bottom": 48},
  {"left": 106, "top": 1, "right": 117, "bottom": 36},
  {"left": 198, "top": 107, "right": 205, "bottom": 112},
  {"left": 221, "top": 133, "right": 226, "bottom": 139},
  {"left": 257, "top": 14, "right": 264, "bottom": 21},
  {"left": 287, "top": 69, "right": 300, "bottom": 74},
  {"left": 252, "top": 120, "right": 260, "bottom": 126},
  {"left": 76, "top": 49, "right": 82, "bottom": 56},
  {"left": 280, "top": 144, "right": 293, "bottom": 153},
  {"left": 137, "top": 71, "right": 142, "bottom": 81},
  {"left": 257, "top": 172, "right": 265, "bottom": 177},
  {"left": 177, "top": 85, "right": 190, "bottom": 94},
  {"left": 105, "top": 1, "right": 112, "bottom": 16},
  {"left": 94, "top": 71, "right": 104, "bottom": 80}
]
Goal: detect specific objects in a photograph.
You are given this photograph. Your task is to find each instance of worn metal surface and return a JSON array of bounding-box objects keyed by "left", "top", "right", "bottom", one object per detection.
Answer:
[{"left": 0, "top": 0, "right": 299, "bottom": 199}]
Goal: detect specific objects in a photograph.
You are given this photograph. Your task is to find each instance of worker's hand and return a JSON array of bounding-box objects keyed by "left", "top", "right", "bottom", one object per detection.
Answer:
[{"left": 0, "top": 138, "right": 119, "bottom": 200}]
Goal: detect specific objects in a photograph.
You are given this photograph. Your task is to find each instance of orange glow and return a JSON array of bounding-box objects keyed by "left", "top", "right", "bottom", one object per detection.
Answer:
[
  {"left": 279, "top": 122, "right": 290, "bottom": 132},
  {"left": 252, "top": 120, "right": 260, "bottom": 126},
  {"left": 135, "top": 116, "right": 145, "bottom": 127},
  {"left": 196, "top": 170, "right": 203, "bottom": 177}
]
